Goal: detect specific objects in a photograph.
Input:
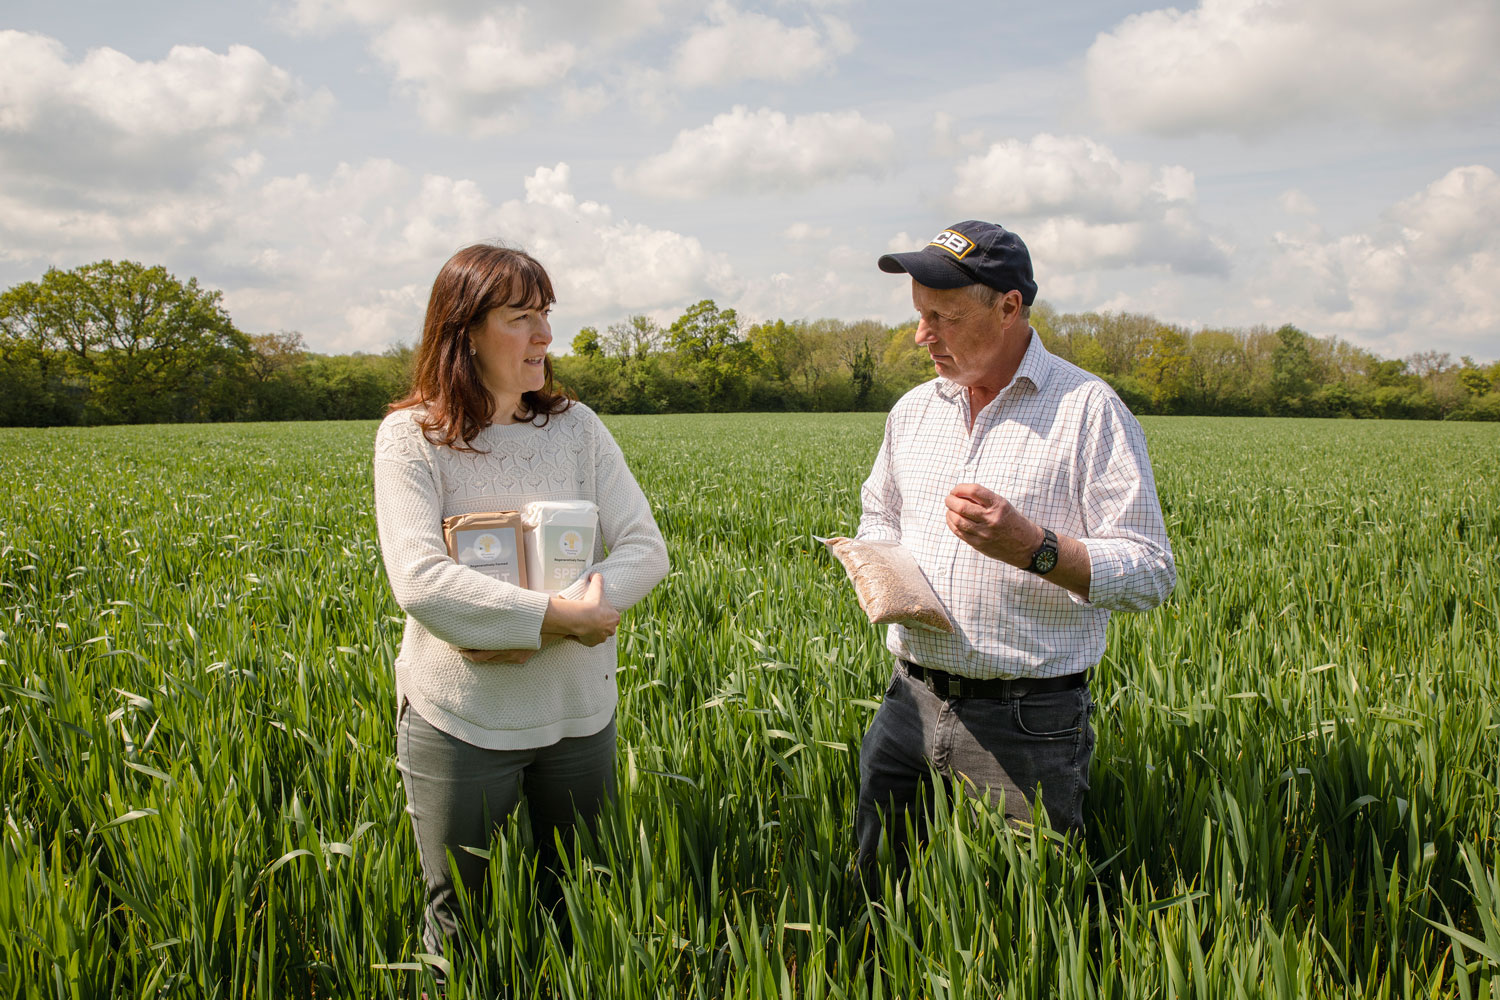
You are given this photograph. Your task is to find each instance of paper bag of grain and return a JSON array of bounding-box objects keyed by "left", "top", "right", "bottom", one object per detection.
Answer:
[
  {"left": 522, "top": 500, "right": 598, "bottom": 593},
  {"left": 819, "top": 536, "right": 954, "bottom": 633},
  {"left": 443, "top": 511, "right": 528, "bottom": 588}
]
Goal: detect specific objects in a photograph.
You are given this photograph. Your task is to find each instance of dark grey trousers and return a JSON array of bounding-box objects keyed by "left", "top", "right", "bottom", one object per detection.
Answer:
[
  {"left": 856, "top": 661, "right": 1095, "bottom": 876},
  {"left": 396, "top": 702, "right": 617, "bottom": 956}
]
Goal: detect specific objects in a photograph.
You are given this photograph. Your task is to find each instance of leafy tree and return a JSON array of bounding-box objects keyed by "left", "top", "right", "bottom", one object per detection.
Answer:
[
  {"left": 383, "top": 341, "right": 414, "bottom": 391},
  {"left": 746, "top": 319, "right": 803, "bottom": 385},
  {"left": 664, "top": 300, "right": 761, "bottom": 407},
  {"left": 667, "top": 300, "right": 741, "bottom": 360},
  {"left": 572, "top": 326, "right": 603, "bottom": 357},
  {"left": 248, "top": 331, "right": 308, "bottom": 381},
  {"left": 34, "top": 260, "right": 250, "bottom": 423},
  {"left": 0, "top": 280, "right": 79, "bottom": 425},
  {"left": 879, "top": 322, "right": 930, "bottom": 393},
  {"left": 848, "top": 339, "right": 877, "bottom": 408},
  {"left": 1135, "top": 326, "right": 1192, "bottom": 411},
  {"left": 1458, "top": 359, "right": 1492, "bottom": 397},
  {"left": 1184, "top": 330, "right": 1250, "bottom": 413},
  {"left": 1048, "top": 311, "right": 1156, "bottom": 377},
  {"left": 1270, "top": 324, "right": 1317, "bottom": 413},
  {"left": 821, "top": 320, "right": 887, "bottom": 409},
  {"left": 1405, "top": 351, "right": 1453, "bottom": 378},
  {"left": 297, "top": 353, "right": 404, "bottom": 419},
  {"left": 7, "top": 261, "right": 1500, "bottom": 423},
  {"left": 604, "top": 315, "right": 664, "bottom": 360}
]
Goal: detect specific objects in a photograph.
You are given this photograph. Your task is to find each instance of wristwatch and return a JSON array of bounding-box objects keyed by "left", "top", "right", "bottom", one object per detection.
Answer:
[{"left": 1025, "top": 527, "right": 1059, "bottom": 575}]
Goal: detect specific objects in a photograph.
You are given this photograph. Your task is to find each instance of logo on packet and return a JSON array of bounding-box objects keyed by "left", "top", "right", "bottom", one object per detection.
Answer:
[
  {"left": 473, "top": 533, "right": 501, "bottom": 560},
  {"left": 558, "top": 530, "right": 584, "bottom": 558}
]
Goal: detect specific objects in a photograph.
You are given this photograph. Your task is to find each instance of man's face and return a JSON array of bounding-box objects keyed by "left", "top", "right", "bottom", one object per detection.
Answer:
[{"left": 911, "top": 281, "right": 1017, "bottom": 389}]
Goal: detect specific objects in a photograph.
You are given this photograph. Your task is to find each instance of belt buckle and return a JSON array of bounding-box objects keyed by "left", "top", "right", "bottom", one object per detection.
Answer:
[{"left": 947, "top": 676, "right": 963, "bottom": 699}]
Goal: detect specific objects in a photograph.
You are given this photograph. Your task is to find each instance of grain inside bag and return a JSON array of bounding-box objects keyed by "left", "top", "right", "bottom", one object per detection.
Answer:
[
  {"left": 819, "top": 536, "right": 954, "bottom": 633},
  {"left": 523, "top": 500, "right": 598, "bottom": 593},
  {"left": 443, "top": 511, "right": 528, "bottom": 587}
]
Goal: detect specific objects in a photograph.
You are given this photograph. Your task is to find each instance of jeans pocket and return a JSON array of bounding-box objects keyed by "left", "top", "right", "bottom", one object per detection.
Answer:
[
  {"left": 882, "top": 665, "right": 904, "bottom": 700},
  {"left": 1013, "top": 689, "right": 1087, "bottom": 739}
]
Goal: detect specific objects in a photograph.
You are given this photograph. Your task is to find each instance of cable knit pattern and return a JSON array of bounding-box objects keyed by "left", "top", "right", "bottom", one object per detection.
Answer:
[{"left": 373, "top": 403, "right": 669, "bottom": 750}]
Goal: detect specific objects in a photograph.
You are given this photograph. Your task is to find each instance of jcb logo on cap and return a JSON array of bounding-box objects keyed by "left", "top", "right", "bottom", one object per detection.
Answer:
[{"left": 928, "top": 229, "right": 975, "bottom": 259}]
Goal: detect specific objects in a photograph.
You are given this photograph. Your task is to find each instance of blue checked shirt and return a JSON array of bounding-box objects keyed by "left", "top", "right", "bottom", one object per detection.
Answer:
[{"left": 858, "top": 332, "right": 1175, "bottom": 680}]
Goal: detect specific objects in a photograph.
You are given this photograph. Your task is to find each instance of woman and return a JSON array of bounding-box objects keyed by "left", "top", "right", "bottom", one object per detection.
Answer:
[{"left": 372, "top": 243, "right": 669, "bottom": 962}]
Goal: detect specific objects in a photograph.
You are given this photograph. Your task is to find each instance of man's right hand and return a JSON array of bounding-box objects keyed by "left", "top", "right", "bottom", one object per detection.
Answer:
[{"left": 543, "top": 573, "right": 620, "bottom": 647}]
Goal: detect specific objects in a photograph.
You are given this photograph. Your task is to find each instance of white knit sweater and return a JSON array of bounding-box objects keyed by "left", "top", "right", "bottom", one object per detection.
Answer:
[{"left": 373, "top": 403, "right": 669, "bottom": 750}]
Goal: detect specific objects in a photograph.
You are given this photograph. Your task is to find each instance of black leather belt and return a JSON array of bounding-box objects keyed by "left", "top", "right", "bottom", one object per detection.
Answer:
[{"left": 900, "top": 660, "right": 1087, "bottom": 701}]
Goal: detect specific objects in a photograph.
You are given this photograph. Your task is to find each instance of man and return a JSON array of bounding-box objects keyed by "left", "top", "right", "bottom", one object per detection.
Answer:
[{"left": 856, "top": 220, "right": 1175, "bottom": 872}]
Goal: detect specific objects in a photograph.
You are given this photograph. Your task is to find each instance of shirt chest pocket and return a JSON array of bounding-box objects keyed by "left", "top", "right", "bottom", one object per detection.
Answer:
[{"left": 978, "top": 460, "right": 1070, "bottom": 524}]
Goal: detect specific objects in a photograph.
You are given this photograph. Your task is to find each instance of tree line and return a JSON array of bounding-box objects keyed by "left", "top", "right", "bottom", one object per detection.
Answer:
[
  {"left": 2, "top": 260, "right": 1497, "bottom": 426},
  {"left": 0, "top": 261, "right": 411, "bottom": 426}
]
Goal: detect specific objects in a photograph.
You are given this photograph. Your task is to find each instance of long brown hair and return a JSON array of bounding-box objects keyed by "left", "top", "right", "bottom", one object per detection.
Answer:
[{"left": 390, "top": 243, "right": 574, "bottom": 450}]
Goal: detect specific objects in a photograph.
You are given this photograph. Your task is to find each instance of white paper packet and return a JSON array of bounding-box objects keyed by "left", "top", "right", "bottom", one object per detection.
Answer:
[{"left": 523, "top": 500, "right": 599, "bottom": 593}]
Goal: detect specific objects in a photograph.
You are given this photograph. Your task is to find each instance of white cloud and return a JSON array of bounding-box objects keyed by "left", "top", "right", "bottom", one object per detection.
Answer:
[
  {"left": 514, "top": 164, "right": 734, "bottom": 314},
  {"left": 784, "top": 222, "right": 832, "bottom": 241},
  {"left": 953, "top": 134, "right": 1189, "bottom": 221},
  {"left": 1392, "top": 164, "right": 1500, "bottom": 260},
  {"left": 0, "top": 31, "right": 301, "bottom": 135},
  {"left": 0, "top": 31, "right": 320, "bottom": 188},
  {"left": 342, "top": 283, "right": 427, "bottom": 348},
  {"left": 1086, "top": 0, "right": 1500, "bottom": 135},
  {"left": 0, "top": 156, "right": 731, "bottom": 352},
  {"left": 620, "top": 106, "right": 895, "bottom": 198},
  {"left": 1261, "top": 165, "right": 1500, "bottom": 355},
  {"left": 559, "top": 84, "right": 611, "bottom": 119},
  {"left": 279, "top": 0, "right": 677, "bottom": 36},
  {"left": 278, "top": 0, "right": 488, "bottom": 32},
  {"left": 1279, "top": 189, "right": 1317, "bottom": 217},
  {"left": 932, "top": 112, "right": 985, "bottom": 156},
  {"left": 368, "top": 11, "right": 575, "bottom": 133},
  {"left": 731, "top": 242, "right": 911, "bottom": 327},
  {"left": 275, "top": 1, "right": 856, "bottom": 129},
  {"left": 240, "top": 160, "right": 734, "bottom": 346},
  {"left": 277, "top": 0, "right": 688, "bottom": 131},
  {"left": 671, "top": 4, "right": 853, "bottom": 88},
  {"left": 950, "top": 134, "right": 1228, "bottom": 275}
]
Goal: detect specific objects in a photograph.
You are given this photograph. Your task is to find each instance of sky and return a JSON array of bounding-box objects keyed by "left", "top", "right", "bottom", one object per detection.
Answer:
[{"left": 2, "top": 0, "right": 1498, "bottom": 361}]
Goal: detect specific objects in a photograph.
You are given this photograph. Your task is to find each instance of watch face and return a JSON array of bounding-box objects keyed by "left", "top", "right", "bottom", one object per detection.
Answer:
[{"left": 1034, "top": 548, "right": 1059, "bottom": 574}]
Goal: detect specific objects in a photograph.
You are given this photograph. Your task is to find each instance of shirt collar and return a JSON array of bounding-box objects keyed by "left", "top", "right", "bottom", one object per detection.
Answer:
[
  {"left": 933, "top": 328, "right": 1054, "bottom": 401},
  {"left": 1013, "top": 329, "right": 1053, "bottom": 394}
]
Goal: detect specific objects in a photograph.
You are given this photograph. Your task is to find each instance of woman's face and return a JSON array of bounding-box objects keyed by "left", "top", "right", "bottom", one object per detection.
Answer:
[{"left": 470, "top": 299, "right": 552, "bottom": 408}]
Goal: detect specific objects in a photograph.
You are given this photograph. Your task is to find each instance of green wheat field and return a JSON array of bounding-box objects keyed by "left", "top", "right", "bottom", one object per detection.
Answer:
[{"left": 2, "top": 414, "right": 1498, "bottom": 999}]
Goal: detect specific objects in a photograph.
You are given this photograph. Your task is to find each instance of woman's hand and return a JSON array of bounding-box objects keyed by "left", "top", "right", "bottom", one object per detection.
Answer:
[{"left": 542, "top": 573, "right": 620, "bottom": 647}]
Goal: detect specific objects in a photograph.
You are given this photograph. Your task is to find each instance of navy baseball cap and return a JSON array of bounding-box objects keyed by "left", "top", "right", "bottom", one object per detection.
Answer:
[{"left": 878, "top": 220, "right": 1037, "bottom": 305}]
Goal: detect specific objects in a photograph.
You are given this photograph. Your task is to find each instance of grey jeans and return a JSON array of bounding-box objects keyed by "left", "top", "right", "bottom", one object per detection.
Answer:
[
  {"left": 856, "top": 661, "right": 1095, "bottom": 876},
  {"left": 396, "top": 702, "right": 617, "bottom": 955}
]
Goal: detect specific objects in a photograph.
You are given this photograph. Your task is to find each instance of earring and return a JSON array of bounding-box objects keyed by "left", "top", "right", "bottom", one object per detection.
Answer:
[{"left": 469, "top": 347, "right": 476, "bottom": 355}]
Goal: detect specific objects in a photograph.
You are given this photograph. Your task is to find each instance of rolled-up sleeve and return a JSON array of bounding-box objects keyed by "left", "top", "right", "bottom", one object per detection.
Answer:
[
  {"left": 1072, "top": 393, "right": 1176, "bottom": 612},
  {"left": 857, "top": 412, "right": 903, "bottom": 543}
]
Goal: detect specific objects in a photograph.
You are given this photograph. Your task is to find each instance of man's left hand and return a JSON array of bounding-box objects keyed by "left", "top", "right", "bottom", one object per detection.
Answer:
[{"left": 944, "top": 483, "right": 1044, "bottom": 567}]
